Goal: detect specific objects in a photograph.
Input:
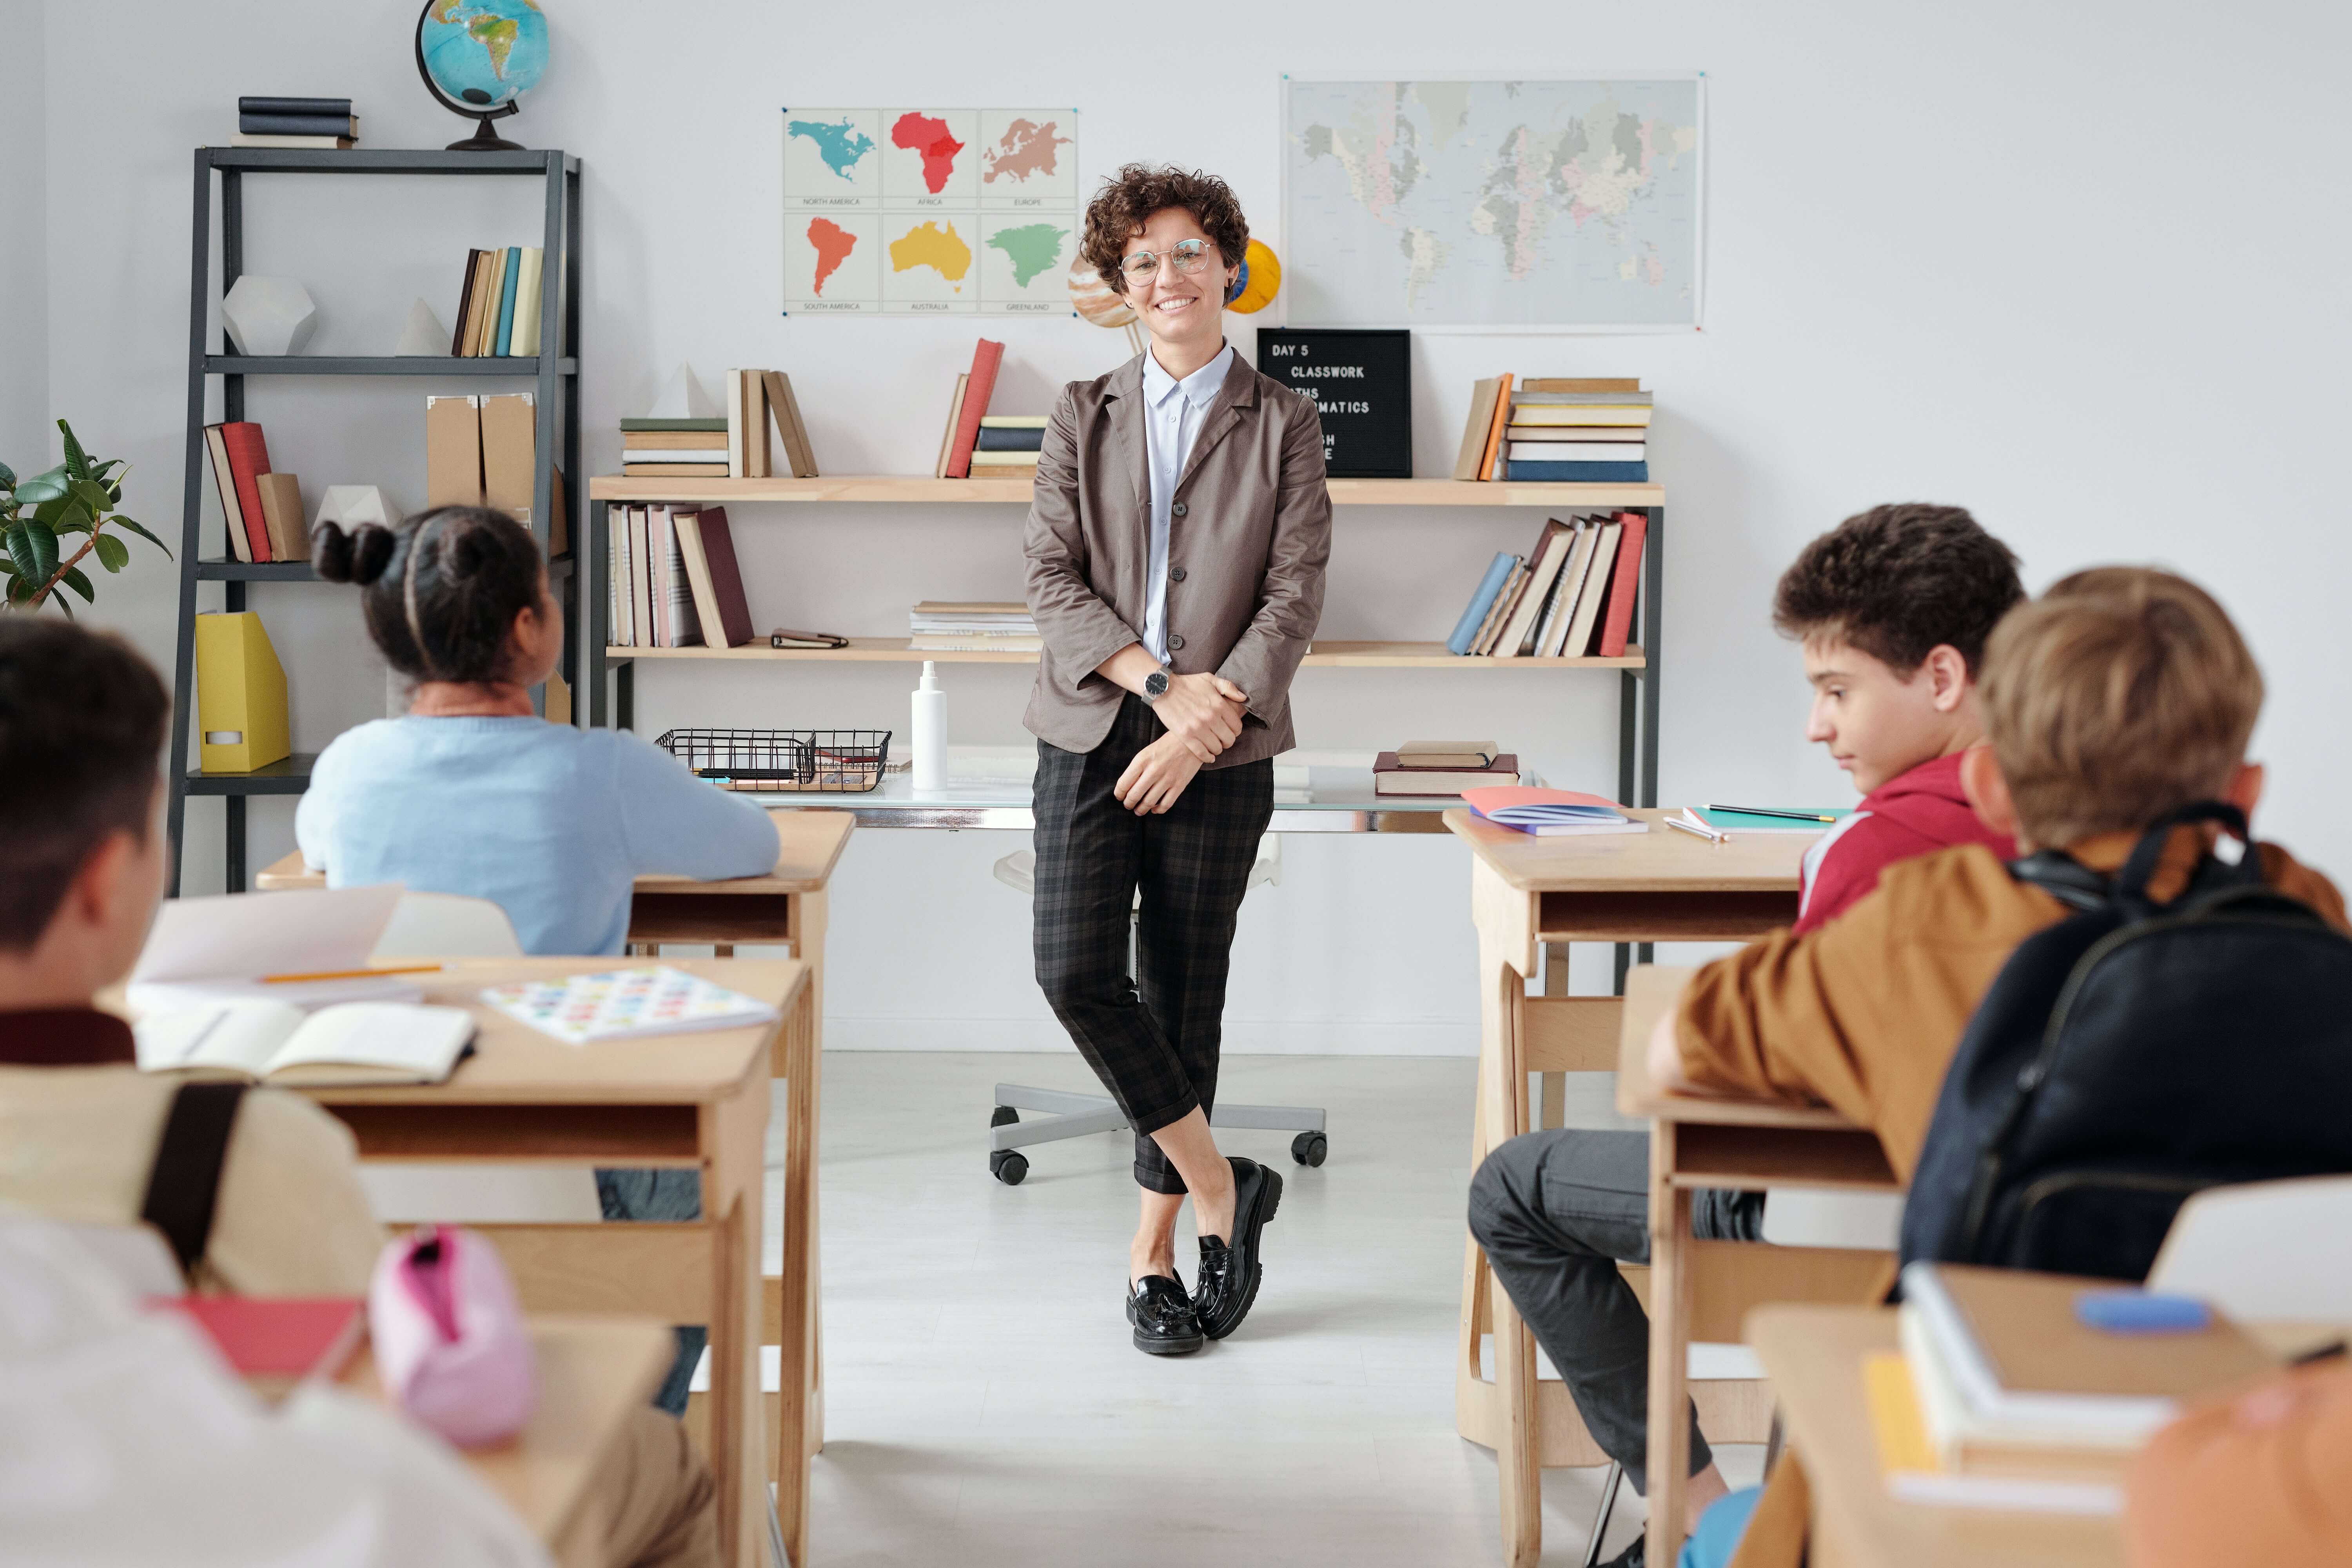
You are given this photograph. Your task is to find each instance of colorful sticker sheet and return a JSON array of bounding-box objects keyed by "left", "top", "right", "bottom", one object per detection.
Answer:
[{"left": 481, "top": 965, "right": 776, "bottom": 1045}]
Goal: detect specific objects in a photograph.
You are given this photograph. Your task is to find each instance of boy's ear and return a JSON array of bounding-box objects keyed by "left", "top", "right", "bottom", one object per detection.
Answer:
[
  {"left": 1922, "top": 644, "right": 1972, "bottom": 713},
  {"left": 2225, "top": 762, "right": 2265, "bottom": 822},
  {"left": 1959, "top": 744, "right": 2022, "bottom": 843}
]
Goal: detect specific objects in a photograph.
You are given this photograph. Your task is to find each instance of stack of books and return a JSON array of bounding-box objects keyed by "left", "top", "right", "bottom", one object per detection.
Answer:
[
  {"left": 1460, "top": 787, "right": 1643, "bottom": 837},
  {"left": 607, "top": 505, "right": 754, "bottom": 650},
  {"left": 1872, "top": 1262, "right": 2279, "bottom": 1513},
  {"left": 231, "top": 96, "right": 358, "bottom": 150},
  {"left": 619, "top": 370, "right": 819, "bottom": 480},
  {"left": 1445, "top": 511, "right": 1650, "bottom": 659},
  {"left": 201, "top": 420, "right": 306, "bottom": 563},
  {"left": 449, "top": 248, "right": 546, "bottom": 358},
  {"left": 1454, "top": 376, "right": 1651, "bottom": 482},
  {"left": 908, "top": 601, "right": 1040, "bottom": 653},
  {"left": 1372, "top": 742, "right": 1518, "bottom": 798},
  {"left": 969, "top": 417, "right": 1047, "bottom": 479}
]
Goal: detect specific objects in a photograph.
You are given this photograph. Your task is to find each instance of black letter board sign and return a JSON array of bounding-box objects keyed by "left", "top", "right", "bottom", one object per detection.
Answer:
[{"left": 1254, "top": 328, "right": 1411, "bottom": 478}]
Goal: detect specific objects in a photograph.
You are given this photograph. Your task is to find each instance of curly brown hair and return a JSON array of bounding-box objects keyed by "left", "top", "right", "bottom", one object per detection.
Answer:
[
  {"left": 1772, "top": 503, "right": 2024, "bottom": 677},
  {"left": 1080, "top": 163, "right": 1249, "bottom": 295}
]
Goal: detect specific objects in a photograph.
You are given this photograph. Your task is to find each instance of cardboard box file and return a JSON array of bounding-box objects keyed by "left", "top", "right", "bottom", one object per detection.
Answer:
[
  {"left": 425, "top": 394, "right": 484, "bottom": 508},
  {"left": 194, "top": 611, "right": 290, "bottom": 773}
]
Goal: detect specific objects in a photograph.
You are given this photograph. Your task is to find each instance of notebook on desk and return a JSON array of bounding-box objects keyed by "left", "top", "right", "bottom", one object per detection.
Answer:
[{"left": 483, "top": 965, "right": 779, "bottom": 1045}]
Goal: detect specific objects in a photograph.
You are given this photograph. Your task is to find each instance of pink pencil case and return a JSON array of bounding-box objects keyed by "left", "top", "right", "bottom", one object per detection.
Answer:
[{"left": 368, "top": 1225, "right": 535, "bottom": 1447}]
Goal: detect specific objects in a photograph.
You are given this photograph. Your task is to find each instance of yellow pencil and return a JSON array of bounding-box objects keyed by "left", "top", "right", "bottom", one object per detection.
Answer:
[{"left": 262, "top": 963, "right": 444, "bottom": 984}]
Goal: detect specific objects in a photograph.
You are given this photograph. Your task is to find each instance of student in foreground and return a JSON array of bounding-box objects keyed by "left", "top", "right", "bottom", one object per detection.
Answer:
[
  {"left": 1653, "top": 567, "right": 2343, "bottom": 1568},
  {"left": 2125, "top": 1357, "right": 2352, "bottom": 1568},
  {"left": 1464, "top": 503, "right": 2023, "bottom": 1556},
  {"left": 298, "top": 505, "right": 780, "bottom": 1412},
  {"left": 0, "top": 616, "right": 719, "bottom": 1568}
]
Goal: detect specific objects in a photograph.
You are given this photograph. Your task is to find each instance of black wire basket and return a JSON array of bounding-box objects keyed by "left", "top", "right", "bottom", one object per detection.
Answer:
[{"left": 654, "top": 728, "right": 893, "bottom": 793}]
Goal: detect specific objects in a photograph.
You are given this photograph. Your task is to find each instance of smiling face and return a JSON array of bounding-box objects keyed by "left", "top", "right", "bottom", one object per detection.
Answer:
[
  {"left": 1120, "top": 206, "right": 1238, "bottom": 361},
  {"left": 1802, "top": 636, "right": 1976, "bottom": 795}
]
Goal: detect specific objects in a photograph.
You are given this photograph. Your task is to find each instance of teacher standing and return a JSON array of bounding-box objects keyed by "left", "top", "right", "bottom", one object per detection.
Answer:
[{"left": 1024, "top": 164, "right": 1332, "bottom": 1357}]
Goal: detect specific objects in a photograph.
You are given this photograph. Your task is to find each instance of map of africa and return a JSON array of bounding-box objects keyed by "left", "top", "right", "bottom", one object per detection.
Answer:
[
  {"left": 782, "top": 107, "right": 1080, "bottom": 315},
  {"left": 1284, "top": 79, "right": 1702, "bottom": 328}
]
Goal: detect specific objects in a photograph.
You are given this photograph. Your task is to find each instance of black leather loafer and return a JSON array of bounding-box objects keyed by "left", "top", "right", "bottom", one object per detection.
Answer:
[
  {"left": 1126, "top": 1274, "right": 1203, "bottom": 1356},
  {"left": 1195, "top": 1156, "right": 1283, "bottom": 1340}
]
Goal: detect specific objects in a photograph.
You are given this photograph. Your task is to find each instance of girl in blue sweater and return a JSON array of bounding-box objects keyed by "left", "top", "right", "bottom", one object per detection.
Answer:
[{"left": 299, "top": 506, "right": 777, "bottom": 1413}]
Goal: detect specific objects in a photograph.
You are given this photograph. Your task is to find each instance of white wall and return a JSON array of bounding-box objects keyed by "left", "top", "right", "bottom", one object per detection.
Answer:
[
  {"left": 0, "top": 0, "right": 46, "bottom": 466},
  {"left": 33, "top": 0, "right": 2352, "bottom": 1053}
]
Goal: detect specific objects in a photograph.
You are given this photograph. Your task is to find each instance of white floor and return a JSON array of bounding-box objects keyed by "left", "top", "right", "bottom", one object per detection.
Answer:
[{"left": 766, "top": 1053, "right": 1759, "bottom": 1566}]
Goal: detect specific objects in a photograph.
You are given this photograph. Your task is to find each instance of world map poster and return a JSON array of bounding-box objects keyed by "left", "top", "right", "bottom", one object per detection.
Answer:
[
  {"left": 1283, "top": 79, "right": 1702, "bottom": 330},
  {"left": 783, "top": 107, "right": 1080, "bottom": 316}
]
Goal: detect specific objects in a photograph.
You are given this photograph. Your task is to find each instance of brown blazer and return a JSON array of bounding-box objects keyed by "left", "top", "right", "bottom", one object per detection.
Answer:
[{"left": 1022, "top": 352, "right": 1331, "bottom": 766}]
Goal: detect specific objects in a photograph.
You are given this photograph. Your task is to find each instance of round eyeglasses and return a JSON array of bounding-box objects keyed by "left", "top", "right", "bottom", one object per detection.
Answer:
[{"left": 1121, "top": 238, "right": 1216, "bottom": 284}]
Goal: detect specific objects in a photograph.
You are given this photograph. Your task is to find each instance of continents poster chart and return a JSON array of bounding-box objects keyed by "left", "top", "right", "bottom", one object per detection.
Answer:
[
  {"left": 1283, "top": 78, "right": 1702, "bottom": 330},
  {"left": 783, "top": 108, "right": 1079, "bottom": 316}
]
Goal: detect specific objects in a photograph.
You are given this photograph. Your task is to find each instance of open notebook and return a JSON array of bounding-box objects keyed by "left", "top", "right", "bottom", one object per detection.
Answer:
[{"left": 134, "top": 1000, "right": 475, "bottom": 1086}]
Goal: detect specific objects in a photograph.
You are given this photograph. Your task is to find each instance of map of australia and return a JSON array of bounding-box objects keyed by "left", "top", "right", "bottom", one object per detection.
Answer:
[
  {"left": 889, "top": 221, "right": 972, "bottom": 287},
  {"left": 1285, "top": 80, "right": 1701, "bottom": 327}
]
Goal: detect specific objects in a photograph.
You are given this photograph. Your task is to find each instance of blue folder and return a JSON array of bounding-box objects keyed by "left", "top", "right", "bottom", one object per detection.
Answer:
[{"left": 1446, "top": 551, "right": 1518, "bottom": 656}]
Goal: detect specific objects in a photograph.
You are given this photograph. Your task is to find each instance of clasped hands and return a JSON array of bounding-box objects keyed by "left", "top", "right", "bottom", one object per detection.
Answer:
[{"left": 1116, "top": 670, "right": 1249, "bottom": 816}]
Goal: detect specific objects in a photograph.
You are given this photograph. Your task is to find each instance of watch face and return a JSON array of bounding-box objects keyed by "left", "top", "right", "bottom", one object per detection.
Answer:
[{"left": 1145, "top": 670, "right": 1170, "bottom": 699}]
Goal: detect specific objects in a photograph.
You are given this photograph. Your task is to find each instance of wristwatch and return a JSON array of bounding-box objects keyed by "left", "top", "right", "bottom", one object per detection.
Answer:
[{"left": 1142, "top": 666, "right": 1172, "bottom": 704}]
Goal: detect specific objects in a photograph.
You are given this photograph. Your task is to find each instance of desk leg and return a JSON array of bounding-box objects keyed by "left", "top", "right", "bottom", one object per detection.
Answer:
[
  {"left": 1484, "top": 943, "right": 1541, "bottom": 1565},
  {"left": 772, "top": 976, "right": 822, "bottom": 1566},
  {"left": 787, "top": 887, "right": 827, "bottom": 1062},
  {"left": 1645, "top": 1123, "right": 1695, "bottom": 1568},
  {"left": 710, "top": 1061, "right": 772, "bottom": 1568}
]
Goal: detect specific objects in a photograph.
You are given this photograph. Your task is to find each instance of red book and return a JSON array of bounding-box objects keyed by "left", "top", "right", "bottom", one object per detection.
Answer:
[
  {"left": 944, "top": 339, "right": 1004, "bottom": 479},
  {"left": 218, "top": 422, "right": 276, "bottom": 562},
  {"left": 152, "top": 1296, "right": 365, "bottom": 1381},
  {"left": 1595, "top": 510, "right": 1650, "bottom": 658}
]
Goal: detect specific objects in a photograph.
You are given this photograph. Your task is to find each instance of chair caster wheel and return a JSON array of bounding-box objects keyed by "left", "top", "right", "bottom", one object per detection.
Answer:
[
  {"left": 990, "top": 1105, "right": 1019, "bottom": 1128},
  {"left": 989, "top": 1149, "right": 1029, "bottom": 1186},
  {"left": 1291, "top": 1132, "right": 1328, "bottom": 1167}
]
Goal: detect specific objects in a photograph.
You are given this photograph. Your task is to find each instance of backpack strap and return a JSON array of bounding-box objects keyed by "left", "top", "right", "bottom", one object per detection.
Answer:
[
  {"left": 2114, "top": 800, "right": 2254, "bottom": 903},
  {"left": 2007, "top": 850, "right": 2112, "bottom": 911},
  {"left": 139, "top": 1081, "right": 249, "bottom": 1281}
]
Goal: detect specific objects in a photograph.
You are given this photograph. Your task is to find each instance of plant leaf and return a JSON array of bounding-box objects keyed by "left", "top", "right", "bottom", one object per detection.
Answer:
[
  {"left": 5, "top": 520, "right": 58, "bottom": 584},
  {"left": 49, "top": 590, "right": 73, "bottom": 617},
  {"left": 34, "top": 496, "right": 87, "bottom": 531},
  {"left": 92, "top": 533, "right": 130, "bottom": 572},
  {"left": 59, "top": 565, "right": 94, "bottom": 603},
  {"left": 56, "top": 420, "right": 90, "bottom": 483},
  {"left": 110, "top": 515, "right": 171, "bottom": 557},
  {"left": 12, "top": 470, "right": 68, "bottom": 505},
  {"left": 71, "top": 477, "right": 113, "bottom": 517},
  {"left": 0, "top": 459, "right": 14, "bottom": 489}
]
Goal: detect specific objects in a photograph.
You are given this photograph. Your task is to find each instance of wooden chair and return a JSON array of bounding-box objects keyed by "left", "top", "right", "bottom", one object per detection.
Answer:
[{"left": 1459, "top": 974, "right": 1893, "bottom": 1564}]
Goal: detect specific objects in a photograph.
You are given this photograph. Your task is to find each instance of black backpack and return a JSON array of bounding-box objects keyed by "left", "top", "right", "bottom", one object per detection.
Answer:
[{"left": 1899, "top": 802, "right": 2352, "bottom": 1282}]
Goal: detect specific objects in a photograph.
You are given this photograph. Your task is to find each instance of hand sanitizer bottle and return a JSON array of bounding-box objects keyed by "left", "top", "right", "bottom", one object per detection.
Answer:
[{"left": 911, "top": 661, "right": 947, "bottom": 790}]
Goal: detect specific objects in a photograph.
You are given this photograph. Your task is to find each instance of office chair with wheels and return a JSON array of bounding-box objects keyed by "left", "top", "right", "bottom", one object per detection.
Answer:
[{"left": 984, "top": 835, "right": 1328, "bottom": 1185}]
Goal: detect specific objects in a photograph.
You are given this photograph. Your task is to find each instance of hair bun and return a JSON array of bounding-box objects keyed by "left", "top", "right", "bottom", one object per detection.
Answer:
[
  {"left": 311, "top": 520, "right": 356, "bottom": 583},
  {"left": 349, "top": 523, "right": 397, "bottom": 586}
]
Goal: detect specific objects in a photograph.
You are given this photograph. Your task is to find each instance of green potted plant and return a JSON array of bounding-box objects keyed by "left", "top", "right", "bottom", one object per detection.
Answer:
[{"left": 1, "top": 419, "right": 171, "bottom": 615}]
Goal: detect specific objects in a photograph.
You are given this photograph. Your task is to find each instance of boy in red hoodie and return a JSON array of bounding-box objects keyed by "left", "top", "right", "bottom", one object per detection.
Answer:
[{"left": 1466, "top": 503, "right": 2024, "bottom": 1563}]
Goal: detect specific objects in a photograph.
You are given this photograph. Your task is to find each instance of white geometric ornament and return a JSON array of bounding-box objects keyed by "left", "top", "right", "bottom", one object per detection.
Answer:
[
  {"left": 313, "top": 485, "right": 395, "bottom": 531},
  {"left": 644, "top": 361, "right": 721, "bottom": 420},
  {"left": 393, "top": 297, "right": 449, "bottom": 356},
  {"left": 221, "top": 276, "right": 318, "bottom": 356}
]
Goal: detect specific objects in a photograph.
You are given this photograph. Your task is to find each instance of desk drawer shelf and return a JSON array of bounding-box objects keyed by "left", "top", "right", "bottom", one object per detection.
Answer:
[
  {"left": 605, "top": 638, "right": 1645, "bottom": 670},
  {"left": 588, "top": 474, "right": 1664, "bottom": 508}
]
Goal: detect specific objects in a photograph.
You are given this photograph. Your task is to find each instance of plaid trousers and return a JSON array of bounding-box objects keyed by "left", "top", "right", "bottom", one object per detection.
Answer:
[{"left": 1032, "top": 694, "right": 1275, "bottom": 1194}]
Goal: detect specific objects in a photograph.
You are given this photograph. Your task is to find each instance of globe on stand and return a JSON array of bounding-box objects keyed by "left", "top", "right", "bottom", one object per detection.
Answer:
[{"left": 415, "top": 0, "right": 552, "bottom": 152}]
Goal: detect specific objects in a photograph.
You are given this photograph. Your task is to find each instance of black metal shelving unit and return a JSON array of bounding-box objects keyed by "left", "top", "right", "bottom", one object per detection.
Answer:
[{"left": 168, "top": 146, "right": 581, "bottom": 894}]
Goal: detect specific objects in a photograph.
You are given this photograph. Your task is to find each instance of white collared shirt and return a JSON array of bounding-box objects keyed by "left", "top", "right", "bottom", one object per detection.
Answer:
[{"left": 1138, "top": 341, "right": 1235, "bottom": 663}]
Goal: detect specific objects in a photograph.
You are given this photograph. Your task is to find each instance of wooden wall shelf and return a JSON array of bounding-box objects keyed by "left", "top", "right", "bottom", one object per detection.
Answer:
[
  {"left": 605, "top": 639, "right": 1646, "bottom": 670},
  {"left": 588, "top": 475, "right": 1665, "bottom": 508}
]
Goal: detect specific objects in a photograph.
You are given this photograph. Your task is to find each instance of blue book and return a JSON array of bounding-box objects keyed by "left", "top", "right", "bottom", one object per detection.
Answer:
[
  {"left": 494, "top": 247, "right": 522, "bottom": 357},
  {"left": 974, "top": 427, "right": 1045, "bottom": 452},
  {"left": 1505, "top": 460, "right": 1649, "bottom": 483},
  {"left": 1446, "top": 551, "right": 1518, "bottom": 656}
]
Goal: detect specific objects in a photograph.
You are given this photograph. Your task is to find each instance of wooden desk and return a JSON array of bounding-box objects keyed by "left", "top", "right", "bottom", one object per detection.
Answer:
[
  {"left": 1444, "top": 809, "right": 1814, "bottom": 1568},
  {"left": 256, "top": 806, "right": 854, "bottom": 1055},
  {"left": 294, "top": 957, "right": 819, "bottom": 1568},
  {"left": 336, "top": 1316, "right": 675, "bottom": 1568},
  {"left": 1749, "top": 1307, "right": 2122, "bottom": 1568},
  {"left": 1616, "top": 968, "right": 1902, "bottom": 1568}
]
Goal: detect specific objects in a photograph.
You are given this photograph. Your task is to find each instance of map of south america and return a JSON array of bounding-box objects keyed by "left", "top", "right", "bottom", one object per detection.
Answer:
[{"left": 806, "top": 219, "right": 858, "bottom": 295}]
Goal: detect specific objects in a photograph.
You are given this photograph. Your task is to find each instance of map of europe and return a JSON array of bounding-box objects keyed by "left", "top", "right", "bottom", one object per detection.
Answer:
[
  {"left": 784, "top": 108, "right": 1081, "bottom": 316},
  {"left": 1284, "top": 80, "right": 1701, "bottom": 328}
]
